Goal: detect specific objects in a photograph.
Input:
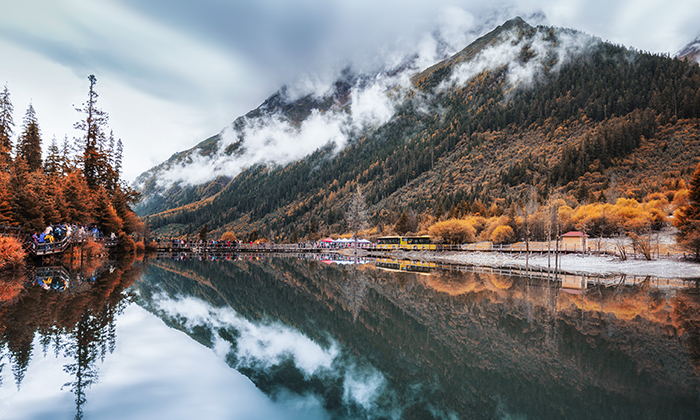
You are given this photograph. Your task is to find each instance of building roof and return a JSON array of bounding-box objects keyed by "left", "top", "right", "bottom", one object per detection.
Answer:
[{"left": 562, "top": 231, "right": 589, "bottom": 237}]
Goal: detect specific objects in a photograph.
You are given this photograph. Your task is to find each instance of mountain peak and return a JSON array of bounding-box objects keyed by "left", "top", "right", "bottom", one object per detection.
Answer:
[{"left": 677, "top": 37, "right": 700, "bottom": 63}]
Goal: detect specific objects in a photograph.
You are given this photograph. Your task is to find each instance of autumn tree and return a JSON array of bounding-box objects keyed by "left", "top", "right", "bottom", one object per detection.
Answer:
[
  {"left": 676, "top": 163, "right": 700, "bottom": 259},
  {"left": 199, "top": 223, "right": 209, "bottom": 241},
  {"left": 10, "top": 158, "right": 44, "bottom": 232},
  {"left": 394, "top": 209, "right": 418, "bottom": 235},
  {"left": 61, "top": 171, "right": 93, "bottom": 224},
  {"left": 0, "top": 171, "right": 12, "bottom": 224},
  {"left": 394, "top": 210, "right": 409, "bottom": 235},
  {"left": 491, "top": 225, "right": 515, "bottom": 244},
  {"left": 93, "top": 187, "right": 123, "bottom": 235},
  {"left": 16, "top": 103, "right": 42, "bottom": 171},
  {"left": 428, "top": 219, "right": 476, "bottom": 244}
]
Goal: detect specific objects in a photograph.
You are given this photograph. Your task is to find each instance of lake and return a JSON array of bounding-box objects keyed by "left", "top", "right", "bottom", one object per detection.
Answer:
[{"left": 1, "top": 253, "right": 700, "bottom": 419}]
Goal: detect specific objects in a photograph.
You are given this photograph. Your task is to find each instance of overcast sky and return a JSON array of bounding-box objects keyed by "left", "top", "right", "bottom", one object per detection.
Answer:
[{"left": 1, "top": 0, "right": 699, "bottom": 182}]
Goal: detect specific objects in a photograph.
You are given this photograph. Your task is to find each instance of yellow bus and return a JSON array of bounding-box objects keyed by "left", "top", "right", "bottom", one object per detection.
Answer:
[{"left": 376, "top": 235, "right": 436, "bottom": 250}]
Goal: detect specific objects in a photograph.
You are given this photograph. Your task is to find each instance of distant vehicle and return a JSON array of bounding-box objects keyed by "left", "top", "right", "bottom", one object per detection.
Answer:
[{"left": 376, "top": 235, "right": 436, "bottom": 250}]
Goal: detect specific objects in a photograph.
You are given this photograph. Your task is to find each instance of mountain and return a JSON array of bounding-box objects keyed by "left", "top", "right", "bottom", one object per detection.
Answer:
[
  {"left": 677, "top": 37, "right": 700, "bottom": 63},
  {"left": 135, "top": 17, "right": 700, "bottom": 241}
]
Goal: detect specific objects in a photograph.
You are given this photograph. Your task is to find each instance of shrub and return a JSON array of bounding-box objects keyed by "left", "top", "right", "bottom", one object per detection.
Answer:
[
  {"left": 116, "top": 232, "right": 136, "bottom": 255},
  {"left": 0, "top": 237, "right": 26, "bottom": 271},
  {"left": 0, "top": 274, "right": 25, "bottom": 303},
  {"left": 83, "top": 240, "right": 107, "bottom": 259}
]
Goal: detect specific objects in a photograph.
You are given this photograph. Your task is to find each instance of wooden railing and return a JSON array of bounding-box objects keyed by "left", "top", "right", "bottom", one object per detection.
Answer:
[{"left": 1, "top": 225, "right": 120, "bottom": 256}]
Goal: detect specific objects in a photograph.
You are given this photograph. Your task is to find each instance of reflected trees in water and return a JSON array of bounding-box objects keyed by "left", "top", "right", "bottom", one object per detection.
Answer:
[
  {"left": 0, "top": 256, "right": 142, "bottom": 419},
  {"left": 140, "top": 254, "right": 700, "bottom": 419}
]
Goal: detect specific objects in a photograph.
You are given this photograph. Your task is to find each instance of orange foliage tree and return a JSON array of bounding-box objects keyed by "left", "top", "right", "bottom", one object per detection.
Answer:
[
  {"left": 0, "top": 236, "right": 26, "bottom": 270},
  {"left": 675, "top": 163, "right": 700, "bottom": 259}
]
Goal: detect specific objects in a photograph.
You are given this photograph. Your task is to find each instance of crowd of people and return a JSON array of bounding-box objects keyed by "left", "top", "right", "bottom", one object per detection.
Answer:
[{"left": 31, "top": 224, "right": 108, "bottom": 245}]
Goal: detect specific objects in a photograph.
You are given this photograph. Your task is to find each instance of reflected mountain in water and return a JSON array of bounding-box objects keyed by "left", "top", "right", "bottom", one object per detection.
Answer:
[
  {"left": 135, "top": 255, "right": 700, "bottom": 420},
  {"left": 0, "top": 257, "right": 143, "bottom": 420}
]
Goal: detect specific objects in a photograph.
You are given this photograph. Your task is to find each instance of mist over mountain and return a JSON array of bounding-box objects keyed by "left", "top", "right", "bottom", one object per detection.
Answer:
[
  {"left": 135, "top": 17, "right": 700, "bottom": 240},
  {"left": 134, "top": 17, "right": 571, "bottom": 213},
  {"left": 677, "top": 37, "right": 700, "bottom": 63}
]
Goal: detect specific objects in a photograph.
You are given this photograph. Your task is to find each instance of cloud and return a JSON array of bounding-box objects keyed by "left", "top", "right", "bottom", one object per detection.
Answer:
[
  {"left": 3, "top": 0, "right": 700, "bottom": 183},
  {"left": 152, "top": 293, "right": 339, "bottom": 377},
  {"left": 154, "top": 69, "right": 402, "bottom": 187},
  {"left": 342, "top": 364, "right": 387, "bottom": 411},
  {"left": 149, "top": 291, "right": 398, "bottom": 415},
  {"left": 438, "top": 24, "right": 598, "bottom": 92},
  {"left": 147, "top": 14, "right": 604, "bottom": 190},
  {"left": 0, "top": 304, "right": 324, "bottom": 420}
]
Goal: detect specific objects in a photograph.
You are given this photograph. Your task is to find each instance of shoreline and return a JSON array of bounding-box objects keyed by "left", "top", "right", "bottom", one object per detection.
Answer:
[{"left": 361, "top": 249, "right": 700, "bottom": 281}]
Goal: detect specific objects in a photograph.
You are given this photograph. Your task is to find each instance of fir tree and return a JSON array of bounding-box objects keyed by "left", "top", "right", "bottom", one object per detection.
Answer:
[
  {"left": 44, "top": 136, "right": 61, "bottom": 175},
  {"left": 93, "top": 187, "right": 123, "bottom": 234},
  {"left": 74, "top": 75, "right": 109, "bottom": 189},
  {"left": 61, "top": 135, "right": 73, "bottom": 175},
  {"left": 114, "top": 138, "right": 123, "bottom": 178},
  {"left": 16, "top": 103, "right": 42, "bottom": 171},
  {"left": 0, "top": 84, "right": 14, "bottom": 169},
  {"left": 62, "top": 171, "right": 93, "bottom": 224},
  {"left": 394, "top": 210, "right": 410, "bottom": 235}
]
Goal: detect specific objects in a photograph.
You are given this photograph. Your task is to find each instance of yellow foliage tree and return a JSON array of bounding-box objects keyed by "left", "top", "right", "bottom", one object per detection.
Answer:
[
  {"left": 491, "top": 225, "right": 515, "bottom": 244},
  {"left": 428, "top": 219, "right": 476, "bottom": 244},
  {"left": 221, "top": 231, "right": 238, "bottom": 242}
]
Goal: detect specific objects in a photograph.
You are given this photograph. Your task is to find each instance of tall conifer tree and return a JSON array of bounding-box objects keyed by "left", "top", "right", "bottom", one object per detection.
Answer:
[
  {"left": 16, "top": 103, "right": 42, "bottom": 171},
  {"left": 60, "top": 134, "right": 72, "bottom": 175},
  {"left": 0, "top": 84, "right": 14, "bottom": 169},
  {"left": 44, "top": 136, "right": 61, "bottom": 175},
  {"left": 74, "top": 75, "right": 108, "bottom": 189}
]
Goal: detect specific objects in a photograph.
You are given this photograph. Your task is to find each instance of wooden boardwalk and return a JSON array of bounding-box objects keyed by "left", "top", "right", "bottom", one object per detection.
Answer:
[{"left": 0, "top": 225, "right": 118, "bottom": 257}]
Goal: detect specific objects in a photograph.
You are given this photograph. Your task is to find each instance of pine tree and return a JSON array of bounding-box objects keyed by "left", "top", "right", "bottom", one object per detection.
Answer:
[
  {"left": 40, "top": 171, "right": 62, "bottom": 225},
  {"left": 62, "top": 171, "right": 92, "bottom": 224},
  {"left": 93, "top": 187, "right": 123, "bottom": 234},
  {"left": 114, "top": 138, "right": 123, "bottom": 178},
  {"left": 74, "top": 75, "right": 109, "bottom": 189},
  {"left": 0, "top": 84, "right": 14, "bottom": 169},
  {"left": 394, "top": 210, "right": 410, "bottom": 235},
  {"left": 16, "top": 103, "right": 42, "bottom": 171},
  {"left": 60, "top": 135, "right": 72, "bottom": 175},
  {"left": 44, "top": 136, "right": 61, "bottom": 175}
]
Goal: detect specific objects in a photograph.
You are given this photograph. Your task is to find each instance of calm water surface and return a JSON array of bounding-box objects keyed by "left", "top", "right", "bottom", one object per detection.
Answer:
[{"left": 1, "top": 254, "right": 700, "bottom": 419}]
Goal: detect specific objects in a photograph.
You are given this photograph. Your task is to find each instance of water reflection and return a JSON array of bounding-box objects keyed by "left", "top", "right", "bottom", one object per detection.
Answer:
[
  {"left": 2, "top": 252, "right": 700, "bottom": 419},
  {"left": 0, "top": 256, "right": 142, "bottom": 419},
  {"left": 138, "top": 254, "right": 700, "bottom": 419}
]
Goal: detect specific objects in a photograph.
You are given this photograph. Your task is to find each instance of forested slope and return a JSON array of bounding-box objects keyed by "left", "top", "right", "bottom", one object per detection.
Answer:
[{"left": 140, "top": 18, "right": 700, "bottom": 241}]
